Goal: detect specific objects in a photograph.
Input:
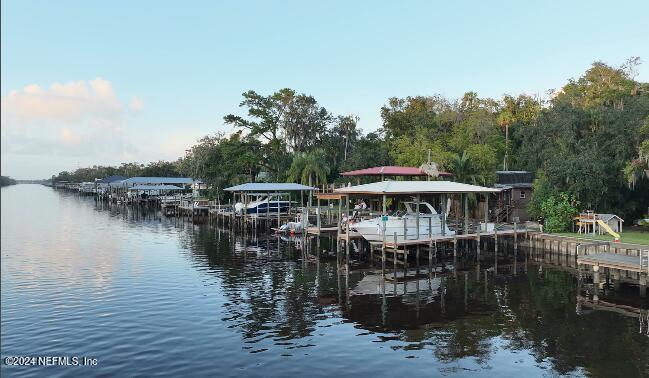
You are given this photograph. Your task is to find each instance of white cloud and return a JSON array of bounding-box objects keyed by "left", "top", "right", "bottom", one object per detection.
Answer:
[
  {"left": 130, "top": 96, "right": 144, "bottom": 112},
  {"left": 1, "top": 78, "right": 140, "bottom": 168},
  {"left": 2, "top": 78, "right": 123, "bottom": 125}
]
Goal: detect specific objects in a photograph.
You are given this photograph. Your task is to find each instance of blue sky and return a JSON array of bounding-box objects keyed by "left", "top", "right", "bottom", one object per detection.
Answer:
[{"left": 2, "top": 0, "right": 648, "bottom": 179}]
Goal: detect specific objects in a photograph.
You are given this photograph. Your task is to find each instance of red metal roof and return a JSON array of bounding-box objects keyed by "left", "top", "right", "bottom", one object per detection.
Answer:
[{"left": 340, "top": 166, "right": 453, "bottom": 177}]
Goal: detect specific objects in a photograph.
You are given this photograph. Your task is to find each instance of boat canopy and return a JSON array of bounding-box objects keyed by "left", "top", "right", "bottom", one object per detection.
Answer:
[
  {"left": 128, "top": 184, "right": 185, "bottom": 191},
  {"left": 110, "top": 177, "right": 200, "bottom": 187},
  {"left": 224, "top": 183, "right": 316, "bottom": 192},
  {"left": 334, "top": 180, "right": 500, "bottom": 195}
]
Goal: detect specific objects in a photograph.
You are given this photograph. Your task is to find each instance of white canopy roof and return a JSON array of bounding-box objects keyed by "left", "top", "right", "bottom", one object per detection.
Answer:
[
  {"left": 224, "top": 183, "right": 316, "bottom": 192},
  {"left": 334, "top": 180, "right": 500, "bottom": 195}
]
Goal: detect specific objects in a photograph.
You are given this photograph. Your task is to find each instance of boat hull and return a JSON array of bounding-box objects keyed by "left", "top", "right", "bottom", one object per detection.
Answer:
[
  {"left": 245, "top": 201, "right": 291, "bottom": 214},
  {"left": 351, "top": 216, "right": 454, "bottom": 242}
]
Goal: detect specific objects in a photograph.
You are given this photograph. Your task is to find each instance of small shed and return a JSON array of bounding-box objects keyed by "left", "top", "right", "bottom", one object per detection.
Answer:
[{"left": 597, "top": 213, "right": 624, "bottom": 233}]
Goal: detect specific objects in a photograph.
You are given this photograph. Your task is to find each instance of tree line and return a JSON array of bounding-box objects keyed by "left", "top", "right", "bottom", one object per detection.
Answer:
[
  {"left": 1, "top": 176, "right": 17, "bottom": 187},
  {"left": 52, "top": 59, "right": 649, "bottom": 220}
]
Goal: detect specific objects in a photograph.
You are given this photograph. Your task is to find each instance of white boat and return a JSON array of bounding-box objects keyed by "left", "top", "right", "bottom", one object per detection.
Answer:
[
  {"left": 349, "top": 201, "right": 454, "bottom": 242},
  {"left": 234, "top": 196, "right": 292, "bottom": 215}
]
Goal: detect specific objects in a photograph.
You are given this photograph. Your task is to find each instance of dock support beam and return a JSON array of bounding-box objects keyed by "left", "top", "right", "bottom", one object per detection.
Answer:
[
  {"left": 441, "top": 194, "right": 447, "bottom": 236},
  {"left": 463, "top": 193, "right": 469, "bottom": 234},
  {"left": 640, "top": 274, "right": 647, "bottom": 298}
]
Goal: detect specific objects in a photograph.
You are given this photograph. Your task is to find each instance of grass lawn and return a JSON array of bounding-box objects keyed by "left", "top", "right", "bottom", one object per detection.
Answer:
[{"left": 553, "top": 229, "right": 649, "bottom": 246}]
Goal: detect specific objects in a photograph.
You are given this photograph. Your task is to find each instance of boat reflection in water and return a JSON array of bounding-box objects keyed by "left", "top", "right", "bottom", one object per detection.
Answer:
[{"left": 3, "top": 185, "right": 648, "bottom": 377}]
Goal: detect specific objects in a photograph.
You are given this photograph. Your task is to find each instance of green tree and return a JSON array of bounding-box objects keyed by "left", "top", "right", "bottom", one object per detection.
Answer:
[{"left": 287, "top": 149, "right": 330, "bottom": 187}]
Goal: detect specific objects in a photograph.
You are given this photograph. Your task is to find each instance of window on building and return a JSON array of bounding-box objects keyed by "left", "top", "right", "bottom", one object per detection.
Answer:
[{"left": 519, "top": 191, "right": 526, "bottom": 199}]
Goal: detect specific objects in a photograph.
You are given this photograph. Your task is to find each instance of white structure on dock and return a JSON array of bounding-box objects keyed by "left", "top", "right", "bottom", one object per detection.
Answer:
[{"left": 334, "top": 180, "right": 500, "bottom": 243}]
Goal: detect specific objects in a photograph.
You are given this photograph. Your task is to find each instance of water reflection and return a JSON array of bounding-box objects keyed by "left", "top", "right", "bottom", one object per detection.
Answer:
[{"left": 2, "top": 185, "right": 648, "bottom": 377}]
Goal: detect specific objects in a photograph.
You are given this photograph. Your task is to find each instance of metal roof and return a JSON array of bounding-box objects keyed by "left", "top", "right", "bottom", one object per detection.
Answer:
[
  {"left": 340, "top": 166, "right": 453, "bottom": 177},
  {"left": 496, "top": 171, "right": 534, "bottom": 185},
  {"left": 110, "top": 177, "right": 199, "bottom": 186},
  {"left": 129, "top": 184, "right": 185, "bottom": 191},
  {"left": 97, "top": 175, "right": 127, "bottom": 183},
  {"left": 334, "top": 180, "right": 500, "bottom": 195},
  {"left": 224, "top": 183, "right": 316, "bottom": 192}
]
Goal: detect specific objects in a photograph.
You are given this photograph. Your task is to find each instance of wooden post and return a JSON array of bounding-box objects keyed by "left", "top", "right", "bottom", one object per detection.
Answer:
[
  {"left": 393, "top": 232, "right": 398, "bottom": 277},
  {"left": 441, "top": 194, "right": 447, "bottom": 236},
  {"left": 514, "top": 222, "right": 518, "bottom": 250},
  {"left": 317, "top": 196, "right": 321, "bottom": 233},
  {"left": 484, "top": 194, "right": 489, "bottom": 232},
  {"left": 276, "top": 192, "right": 280, "bottom": 228},
  {"left": 428, "top": 240, "right": 433, "bottom": 275},
  {"left": 308, "top": 190, "right": 313, "bottom": 230},
  {"left": 337, "top": 197, "right": 343, "bottom": 235},
  {"left": 463, "top": 193, "right": 469, "bottom": 234},
  {"left": 416, "top": 194, "right": 420, "bottom": 240},
  {"left": 381, "top": 194, "right": 387, "bottom": 275}
]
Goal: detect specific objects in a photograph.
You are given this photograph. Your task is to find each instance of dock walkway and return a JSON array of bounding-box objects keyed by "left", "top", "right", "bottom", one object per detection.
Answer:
[{"left": 578, "top": 252, "right": 649, "bottom": 274}]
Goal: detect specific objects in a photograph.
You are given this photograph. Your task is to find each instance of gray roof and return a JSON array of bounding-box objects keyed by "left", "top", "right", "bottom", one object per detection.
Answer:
[
  {"left": 597, "top": 213, "right": 624, "bottom": 222},
  {"left": 110, "top": 177, "right": 199, "bottom": 187},
  {"left": 496, "top": 171, "right": 534, "bottom": 185},
  {"left": 224, "top": 183, "right": 316, "bottom": 192},
  {"left": 334, "top": 180, "right": 500, "bottom": 195},
  {"left": 129, "top": 184, "right": 185, "bottom": 191}
]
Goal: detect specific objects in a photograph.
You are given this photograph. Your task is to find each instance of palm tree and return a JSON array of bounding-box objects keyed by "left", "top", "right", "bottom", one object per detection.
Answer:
[
  {"left": 287, "top": 149, "right": 330, "bottom": 187},
  {"left": 449, "top": 151, "right": 477, "bottom": 185}
]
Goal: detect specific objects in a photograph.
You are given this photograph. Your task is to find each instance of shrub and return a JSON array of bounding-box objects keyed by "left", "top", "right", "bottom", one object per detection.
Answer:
[{"left": 540, "top": 193, "right": 580, "bottom": 233}]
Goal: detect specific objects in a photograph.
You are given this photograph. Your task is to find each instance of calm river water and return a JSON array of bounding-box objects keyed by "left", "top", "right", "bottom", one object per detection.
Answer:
[{"left": 2, "top": 184, "right": 648, "bottom": 377}]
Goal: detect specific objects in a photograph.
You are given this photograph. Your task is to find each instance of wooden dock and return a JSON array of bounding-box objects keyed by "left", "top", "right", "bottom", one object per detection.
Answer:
[{"left": 578, "top": 251, "right": 649, "bottom": 274}]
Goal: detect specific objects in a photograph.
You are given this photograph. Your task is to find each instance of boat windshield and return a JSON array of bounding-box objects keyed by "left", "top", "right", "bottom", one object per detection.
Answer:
[{"left": 403, "top": 202, "right": 438, "bottom": 215}]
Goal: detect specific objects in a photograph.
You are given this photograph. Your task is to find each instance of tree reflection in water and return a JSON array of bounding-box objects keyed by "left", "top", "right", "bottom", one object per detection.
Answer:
[{"left": 182, "top": 224, "right": 648, "bottom": 376}]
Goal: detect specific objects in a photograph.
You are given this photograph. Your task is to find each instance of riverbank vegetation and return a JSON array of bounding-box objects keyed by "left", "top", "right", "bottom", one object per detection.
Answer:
[
  {"left": 52, "top": 59, "right": 649, "bottom": 220},
  {"left": 1, "top": 176, "right": 17, "bottom": 187}
]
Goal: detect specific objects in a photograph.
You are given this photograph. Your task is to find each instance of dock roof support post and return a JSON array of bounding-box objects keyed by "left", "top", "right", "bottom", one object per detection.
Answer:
[
  {"left": 382, "top": 194, "right": 387, "bottom": 269},
  {"left": 463, "top": 193, "right": 469, "bottom": 235},
  {"left": 484, "top": 194, "right": 489, "bottom": 232},
  {"left": 416, "top": 194, "right": 420, "bottom": 240},
  {"left": 337, "top": 197, "right": 342, "bottom": 235},
  {"left": 441, "top": 194, "right": 447, "bottom": 236},
  {"left": 308, "top": 190, "right": 313, "bottom": 227},
  {"left": 317, "top": 196, "right": 321, "bottom": 233},
  {"left": 345, "top": 194, "right": 350, "bottom": 270}
]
